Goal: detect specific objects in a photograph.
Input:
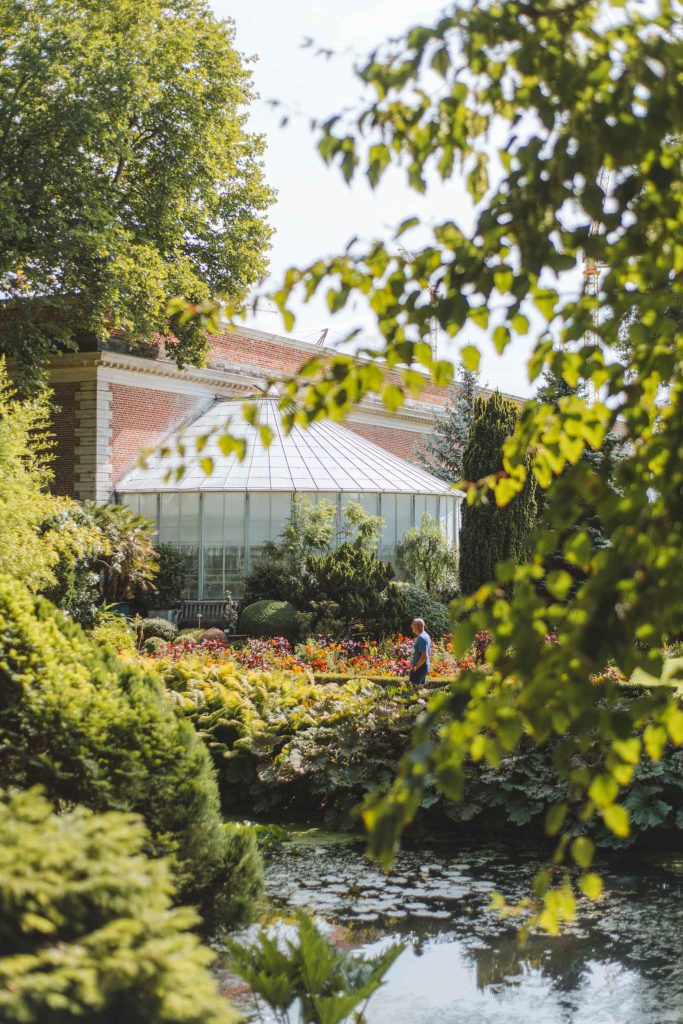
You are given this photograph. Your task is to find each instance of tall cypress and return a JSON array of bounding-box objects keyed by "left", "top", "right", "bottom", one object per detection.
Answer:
[{"left": 459, "top": 392, "right": 537, "bottom": 594}]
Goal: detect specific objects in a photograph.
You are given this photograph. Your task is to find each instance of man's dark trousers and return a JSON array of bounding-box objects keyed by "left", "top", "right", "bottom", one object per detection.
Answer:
[{"left": 409, "top": 665, "right": 428, "bottom": 686}]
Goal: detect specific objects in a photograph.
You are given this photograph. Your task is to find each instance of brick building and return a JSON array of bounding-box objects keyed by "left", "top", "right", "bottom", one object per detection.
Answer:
[{"left": 48, "top": 325, "right": 461, "bottom": 503}]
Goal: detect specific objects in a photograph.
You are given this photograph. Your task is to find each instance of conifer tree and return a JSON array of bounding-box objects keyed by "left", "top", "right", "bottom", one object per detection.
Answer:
[
  {"left": 417, "top": 363, "right": 479, "bottom": 483},
  {"left": 459, "top": 393, "right": 536, "bottom": 594}
]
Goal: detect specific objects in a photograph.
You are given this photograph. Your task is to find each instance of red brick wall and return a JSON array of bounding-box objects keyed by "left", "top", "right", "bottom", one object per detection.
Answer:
[
  {"left": 208, "top": 331, "right": 452, "bottom": 407},
  {"left": 50, "top": 383, "right": 78, "bottom": 496},
  {"left": 110, "top": 383, "right": 205, "bottom": 485},
  {"left": 209, "top": 331, "right": 310, "bottom": 376},
  {"left": 345, "top": 420, "right": 424, "bottom": 463}
]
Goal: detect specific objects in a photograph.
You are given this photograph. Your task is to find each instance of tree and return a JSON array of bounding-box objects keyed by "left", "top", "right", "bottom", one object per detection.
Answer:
[
  {"left": 459, "top": 393, "right": 537, "bottom": 594},
  {"left": 0, "top": 0, "right": 274, "bottom": 382},
  {"left": 175, "top": 0, "right": 683, "bottom": 931},
  {"left": 0, "top": 788, "right": 238, "bottom": 1024},
  {"left": 307, "top": 543, "right": 397, "bottom": 637},
  {"left": 417, "top": 362, "right": 480, "bottom": 482},
  {"left": 396, "top": 513, "right": 458, "bottom": 595},
  {"left": 339, "top": 499, "right": 384, "bottom": 550}
]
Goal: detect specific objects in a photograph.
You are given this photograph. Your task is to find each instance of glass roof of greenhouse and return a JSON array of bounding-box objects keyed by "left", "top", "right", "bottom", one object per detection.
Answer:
[{"left": 117, "top": 398, "right": 462, "bottom": 496}]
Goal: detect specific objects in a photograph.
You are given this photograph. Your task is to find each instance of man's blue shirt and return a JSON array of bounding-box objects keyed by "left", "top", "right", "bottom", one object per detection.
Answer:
[{"left": 412, "top": 630, "right": 431, "bottom": 671}]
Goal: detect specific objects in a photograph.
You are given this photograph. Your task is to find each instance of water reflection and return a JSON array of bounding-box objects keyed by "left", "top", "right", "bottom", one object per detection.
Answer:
[{"left": 219, "top": 837, "right": 683, "bottom": 1024}]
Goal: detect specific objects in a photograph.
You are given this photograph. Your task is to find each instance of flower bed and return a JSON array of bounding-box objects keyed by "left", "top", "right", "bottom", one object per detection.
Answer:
[{"left": 145, "top": 632, "right": 486, "bottom": 677}]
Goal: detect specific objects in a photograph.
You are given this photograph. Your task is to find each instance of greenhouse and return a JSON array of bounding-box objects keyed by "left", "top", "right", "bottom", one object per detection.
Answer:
[{"left": 116, "top": 397, "right": 463, "bottom": 597}]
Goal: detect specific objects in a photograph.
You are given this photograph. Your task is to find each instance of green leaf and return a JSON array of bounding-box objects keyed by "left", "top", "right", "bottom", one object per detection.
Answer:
[
  {"left": 461, "top": 344, "right": 481, "bottom": 371},
  {"left": 492, "top": 325, "right": 511, "bottom": 353},
  {"left": 602, "top": 804, "right": 630, "bottom": 838},
  {"left": 571, "top": 836, "right": 595, "bottom": 869},
  {"left": 578, "top": 873, "right": 603, "bottom": 900},
  {"left": 588, "top": 775, "right": 618, "bottom": 808},
  {"left": 545, "top": 803, "right": 567, "bottom": 836}
]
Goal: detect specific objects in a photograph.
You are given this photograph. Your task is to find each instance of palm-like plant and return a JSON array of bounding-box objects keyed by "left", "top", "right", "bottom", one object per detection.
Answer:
[
  {"left": 87, "top": 504, "right": 159, "bottom": 603},
  {"left": 226, "top": 911, "right": 402, "bottom": 1024}
]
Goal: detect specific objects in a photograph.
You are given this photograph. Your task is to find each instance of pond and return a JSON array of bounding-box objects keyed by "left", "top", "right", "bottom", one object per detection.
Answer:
[{"left": 218, "top": 833, "right": 683, "bottom": 1024}]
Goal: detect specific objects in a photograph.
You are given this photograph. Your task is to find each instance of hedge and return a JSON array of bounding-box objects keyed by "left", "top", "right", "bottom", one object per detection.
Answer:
[{"left": 239, "top": 599, "right": 298, "bottom": 641}]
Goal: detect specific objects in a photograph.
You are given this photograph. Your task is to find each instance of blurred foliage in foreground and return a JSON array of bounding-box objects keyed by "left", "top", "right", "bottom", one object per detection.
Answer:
[{"left": 182, "top": 0, "right": 683, "bottom": 933}]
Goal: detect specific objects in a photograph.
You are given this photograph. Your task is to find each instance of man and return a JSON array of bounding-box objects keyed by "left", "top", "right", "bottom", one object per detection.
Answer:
[{"left": 409, "top": 617, "right": 431, "bottom": 686}]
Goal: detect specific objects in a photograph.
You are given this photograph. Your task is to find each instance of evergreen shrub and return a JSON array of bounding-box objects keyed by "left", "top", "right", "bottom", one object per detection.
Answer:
[
  {"left": 142, "top": 617, "right": 179, "bottom": 642},
  {"left": 392, "top": 583, "right": 450, "bottom": 640},
  {"left": 0, "top": 788, "right": 237, "bottom": 1024},
  {"left": 0, "top": 576, "right": 262, "bottom": 926},
  {"left": 240, "top": 599, "right": 299, "bottom": 641}
]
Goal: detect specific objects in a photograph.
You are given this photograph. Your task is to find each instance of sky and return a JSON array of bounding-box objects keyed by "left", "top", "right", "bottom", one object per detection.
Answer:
[{"left": 212, "top": 0, "right": 537, "bottom": 397}]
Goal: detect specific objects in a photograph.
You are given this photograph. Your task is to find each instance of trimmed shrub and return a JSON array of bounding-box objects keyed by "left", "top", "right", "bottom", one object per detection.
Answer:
[
  {"left": 0, "top": 788, "right": 237, "bottom": 1024},
  {"left": 202, "top": 627, "right": 229, "bottom": 647},
  {"left": 0, "top": 575, "right": 262, "bottom": 926},
  {"left": 243, "top": 555, "right": 306, "bottom": 607},
  {"left": 143, "top": 635, "right": 168, "bottom": 655},
  {"left": 240, "top": 599, "right": 299, "bottom": 641},
  {"left": 142, "top": 617, "right": 178, "bottom": 642},
  {"left": 391, "top": 583, "right": 451, "bottom": 640}
]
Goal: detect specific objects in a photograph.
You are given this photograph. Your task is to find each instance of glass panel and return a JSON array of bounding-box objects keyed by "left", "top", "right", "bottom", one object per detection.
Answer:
[
  {"left": 396, "top": 494, "right": 412, "bottom": 545},
  {"left": 224, "top": 493, "right": 246, "bottom": 590},
  {"left": 379, "top": 494, "right": 396, "bottom": 562},
  {"left": 446, "top": 498, "right": 455, "bottom": 545},
  {"left": 202, "top": 494, "right": 224, "bottom": 599},
  {"left": 247, "top": 492, "right": 270, "bottom": 571},
  {"left": 426, "top": 495, "right": 439, "bottom": 522},
  {"left": 179, "top": 493, "right": 199, "bottom": 545},
  {"left": 414, "top": 494, "right": 426, "bottom": 526},
  {"left": 159, "top": 493, "right": 180, "bottom": 545},
  {"left": 359, "top": 493, "right": 379, "bottom": 517},
  {"left": 120, "top": 493, "right": 139, "bottom": 515},
  {"left": 179, "top": 494, "right": 199, "bottom": 598},
  {"left": 139, "top": 493, "right": 158, "bottom": 533},
  {"left": 270, "top": 492, "right": 292, "bottom": 545}
]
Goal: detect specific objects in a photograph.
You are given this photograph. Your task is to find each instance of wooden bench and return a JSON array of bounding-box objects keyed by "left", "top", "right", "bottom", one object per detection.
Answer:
[{"left": 178, "top": 600, "right": 228, "bottom": 628}]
